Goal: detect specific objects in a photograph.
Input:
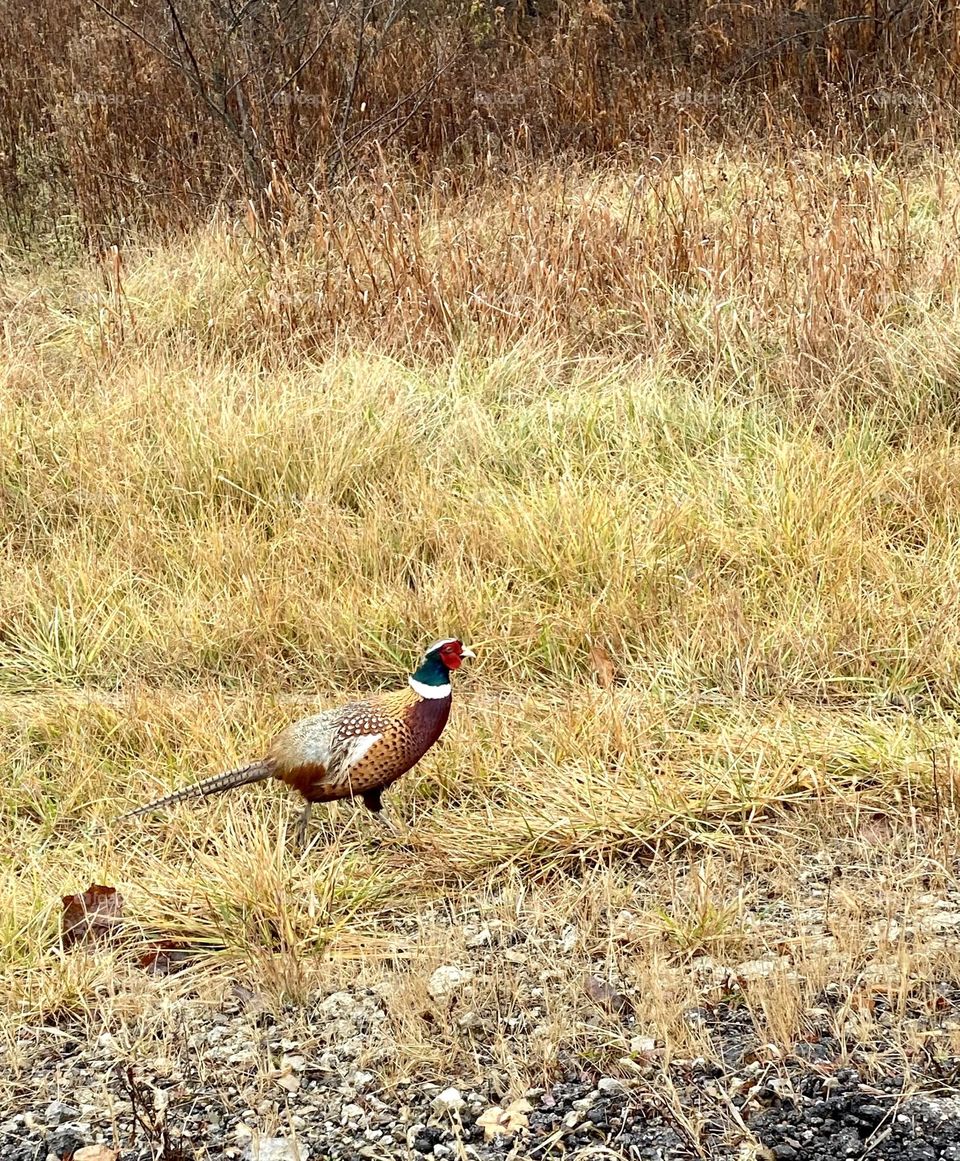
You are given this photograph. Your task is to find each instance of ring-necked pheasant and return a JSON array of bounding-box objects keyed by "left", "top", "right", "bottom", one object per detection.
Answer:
[{"left": 118, "top": 638, "right": 475, "bottom": 841}]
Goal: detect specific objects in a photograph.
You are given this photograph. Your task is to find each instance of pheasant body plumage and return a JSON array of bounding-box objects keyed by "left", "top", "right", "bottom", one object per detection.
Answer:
[
  {"left": 119, "top": 639, "right": 474, "bottom": 837},
  {"left": 268, "top": 686, "right": 452, "bottom": 804}
]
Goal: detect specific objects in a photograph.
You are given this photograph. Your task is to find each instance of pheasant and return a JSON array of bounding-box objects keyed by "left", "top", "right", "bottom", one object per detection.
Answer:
[{"left": 118, "top": 638, "right": 475, "bottom": 841}]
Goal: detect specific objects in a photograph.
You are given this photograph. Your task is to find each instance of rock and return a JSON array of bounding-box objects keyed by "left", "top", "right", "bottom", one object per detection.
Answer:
[
  {"left": 598, "top": 1077, "right": 628, "bottom": 1095},
  {"left": 47, "top": 1126, "right": 87, "bottom": 1158},
  {"left": 413, "top": 1125, "right": 443, "bottom": 1153},
  {"left": 630, "top": 1036, "right": 657, "bottom": 1055},
  {"left": 733, "top": 956, "right": 790, "bottom": 981},
  {"left": 920, "top": 910, "right": 960, "bottom": 933},
  {"left": 242, "top": 1139, "right": 302, "bottom": 1161},
  {"left": 318, "top": 991, "right": 360, "bottom": 1019},
  {"left": 427, "top": 965, "right": 473, "bottom": 1001},
  {"left": 612, "top": 910, "right": 639, "bottom": 938},
  {"left": 73, "top": 1149, "right": 118, "bottom": 1161},
  {"left": 908, "top": 1094, "right": 960, "bottom": 1121},
  {"left": 857, "top": 1103, "right": 887, "bottom": 1123},
  {"left": 432, "top": 1087, "right": 466, "bottom": 1115},
  {"left": 44, "top": 1101, "right": 78, "bottom": 1127}
]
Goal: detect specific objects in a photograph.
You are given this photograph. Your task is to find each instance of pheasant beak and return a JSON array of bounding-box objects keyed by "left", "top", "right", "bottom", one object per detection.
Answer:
[{"left": 460, "top": 645, "right": 476, "bottom": 660}]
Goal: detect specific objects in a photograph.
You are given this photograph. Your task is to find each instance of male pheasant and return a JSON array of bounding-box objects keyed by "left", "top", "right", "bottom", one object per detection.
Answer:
[{"left": 118, "top": 638, "right": 474, "bottom": 841}]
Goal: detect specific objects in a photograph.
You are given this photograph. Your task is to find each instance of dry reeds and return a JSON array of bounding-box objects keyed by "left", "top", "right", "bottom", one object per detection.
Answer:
[{"left": 1, "top": 0, "right": 958, "bottom": 247}]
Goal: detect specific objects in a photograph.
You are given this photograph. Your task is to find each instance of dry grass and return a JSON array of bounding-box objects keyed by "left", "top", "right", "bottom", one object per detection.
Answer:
[
  {"left": 3, "top": 0, "right": 955, "bottom": 244},
  {"left": 4, "top": 143, "right": 960, "bottom": 1136}
]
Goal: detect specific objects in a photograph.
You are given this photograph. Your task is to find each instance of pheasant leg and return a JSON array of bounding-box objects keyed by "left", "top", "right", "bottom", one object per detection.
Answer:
[
  {"left": 361, "top": 788, "right": 402, "bottom": 836},
  {"left": 294, "top": 802, "right": 313, "bottom": 847}
]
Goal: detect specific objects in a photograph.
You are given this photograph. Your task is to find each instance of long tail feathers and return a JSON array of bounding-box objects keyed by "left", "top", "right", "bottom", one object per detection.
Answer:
[{"left": 116, "top": 759, "right": 275, "bottom": 822}]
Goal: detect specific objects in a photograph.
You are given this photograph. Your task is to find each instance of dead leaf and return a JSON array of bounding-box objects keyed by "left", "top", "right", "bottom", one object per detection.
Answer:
[
  {"left": 61, "top": 884, "right": 123, "bottom": 949},
  {"left": 584, "top": 973, "right": 631, "bottom": 1015},
  {"left": 273, "top": 1068, "right": 301, "bottom": 1093},
  {"left": 137, "top": 941, "right": 194, "bottom": 976},
  {"left": 850, "top": 986, "right": 878, "bottom": 1015},
  {"left": 476, "top": 1098, "right": 532, "bottom": 1140},
  {"left": 231, "top": 983, "right": 270, "bottom": 1015},
  {"left": 268, "top": 1053, "right": 306, "bottom": 1094},
  {"left": 73, "top": 1147, "right": 119, "bottom": 1161},
  {"left": 588, "top": 642, "right": 619, "bottom": 689}
]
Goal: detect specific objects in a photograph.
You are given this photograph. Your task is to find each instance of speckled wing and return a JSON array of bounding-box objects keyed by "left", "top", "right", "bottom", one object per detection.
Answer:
[
  {"left": 266, "top": 693, "right": 405, "bottom": 802},
  {"left": 267, "top": 687, "right": 449, "bottom": 804},
  {"left": 324, "top": 690, "right": 424, "bottom": 796},
  {"left": 338, "top": 688, "right": 450, "bottom": 796},
  {"left": 326, "top": 698, "right": 395, "bottom": 786}
]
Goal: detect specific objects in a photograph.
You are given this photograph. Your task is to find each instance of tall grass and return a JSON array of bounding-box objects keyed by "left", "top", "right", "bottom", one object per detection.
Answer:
[
  {"left": 3, "top": 138, "right": 960, "bottom": 1110},
  {"left": 1, "top": 0, "right": 958, "bottom": 247}
]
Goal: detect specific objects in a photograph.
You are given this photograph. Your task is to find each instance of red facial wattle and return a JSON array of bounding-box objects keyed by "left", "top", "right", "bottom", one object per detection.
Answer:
[{"left": 440, "top": 642, "right": 463, "bottom": 669}]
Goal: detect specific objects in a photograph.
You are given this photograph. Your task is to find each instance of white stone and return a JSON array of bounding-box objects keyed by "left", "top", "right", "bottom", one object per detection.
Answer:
[
  {"left": 733, "top": 956, "right": 790, "bottom": 981},
  {"left": 44, "top": 1101, "right": 77, "bottom": 1126},
  {"left": 428, "top": 965, "right": 473, "bottom": 1001},
  {"left": 921, "top": 910, "right": 960, "bottom": 932},
  {"left": 242, "top": 1139, "right": 302, "bottom": 1161},
  {"left": 630, "top": 1036, "right": 656, "bottom": 1054},
  {"left": 318, "top": 991, "right": 359, "bottom": 1018},
  {"left": 432, "top": 1087, "right": 466, "bottom": 1115}
]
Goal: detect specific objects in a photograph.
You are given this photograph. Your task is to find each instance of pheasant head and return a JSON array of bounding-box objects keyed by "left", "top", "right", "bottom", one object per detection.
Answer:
[{"left": 408, "top": 638, "right": 476, "bottom": 698}]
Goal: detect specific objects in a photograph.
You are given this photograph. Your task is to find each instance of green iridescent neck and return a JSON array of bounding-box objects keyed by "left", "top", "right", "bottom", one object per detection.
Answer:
[{"left": 410, "top": 652, "right": 450, "bottom": 688}]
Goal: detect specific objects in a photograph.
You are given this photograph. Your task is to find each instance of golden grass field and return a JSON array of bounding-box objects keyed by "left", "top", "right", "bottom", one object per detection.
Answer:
[{"left": 4, "top": 147, "right": 960, "bottom": 1142}]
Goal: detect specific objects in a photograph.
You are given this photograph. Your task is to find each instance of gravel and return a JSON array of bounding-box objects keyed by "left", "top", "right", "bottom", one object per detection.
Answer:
[
  {"left": 8, "top": 867, "right": 960, "bottom": 1157},
  {"left": 751, "top": 1073, "right": 960, "bottom": 1160},
  {"left": 9, "top": 1016, "right": 960, "bottom": 1161}
]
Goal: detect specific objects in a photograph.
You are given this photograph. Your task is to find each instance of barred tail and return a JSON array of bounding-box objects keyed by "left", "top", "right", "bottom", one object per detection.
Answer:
[{"left": 116, "top": 759, "right": 275, "bottom": 822}]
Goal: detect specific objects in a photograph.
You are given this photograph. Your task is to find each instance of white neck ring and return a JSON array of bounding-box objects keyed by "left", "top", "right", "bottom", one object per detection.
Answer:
[{"left": 409, "top": 676, "right": 452, "bottom": 699}]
